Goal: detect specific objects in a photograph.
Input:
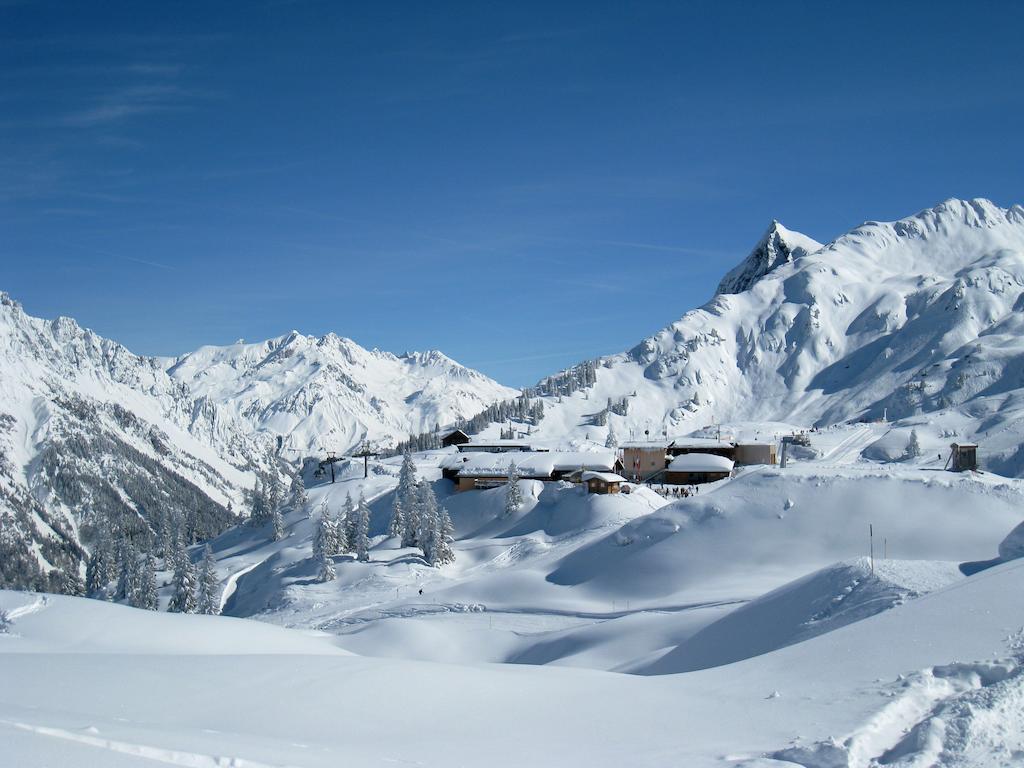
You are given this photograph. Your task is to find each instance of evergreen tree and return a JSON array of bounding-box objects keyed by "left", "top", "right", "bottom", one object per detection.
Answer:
[
  {"left": 58, "top": 569, "right": 86, "bottom": 597},
  {"left": 167, "top": 557, "right": 197, "bottom": 614},
  {"left": 313, "top": 512, "right": 337, "bottom": 582},
  {"left": 134, "top": 553, "right": 158, "bottom": 610},
  {"left": 354, "top": 493, "right": 371, "bottom": 562},
  {"left": 250, "top": 476, "right": 265, "bottom": 525},
  {"left": 605, "top": 424, "right": 618, "bottom": 449},
  {"left": 429, "top": 507, "right": 456, "bottom": 566},
  {"left": 342, "top": 493, "right": 357, "bottom": 553},
  {"left": 271, "top": 504, "right": 284, "bottom": 541},
  {"left": 415, "top": 481, "right": 438, "bottom": 557},
  {"left": 289, "top": 472, "right": 308, "bottom": 509},
  {"left": 396, "top": 452, "right": 419, "bottom": 547},
  {"left": 115, "top": 542, "right": 139, "bottom": 602},
  {"left": 85, "top": 527, "right": 116, "bottom": 598},
  {"left": 267, "top": 474, "right": 283, "bottom": 517},
  {"left": 195, "top": 545, "right": 220, "bottom": 615},
  {"left": 388, "top": 491, "right": 406, "bottom": 540},
  {"left": 165, "top": 514, "right": 188, "bottom": 574},
  {"left": 905, "top": 429, "right": 922, "bottom": 459},
  {"left": 504, "top": 461, "right": 523, "bottom": 517}
]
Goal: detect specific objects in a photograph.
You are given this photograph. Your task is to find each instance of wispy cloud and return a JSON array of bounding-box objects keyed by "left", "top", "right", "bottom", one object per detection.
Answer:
[
  {"left": 121, "top": 255, "right": 176, "bottom": 271},
  {"left": 63, "top": 84, "right": 195, "bottom": 126}
]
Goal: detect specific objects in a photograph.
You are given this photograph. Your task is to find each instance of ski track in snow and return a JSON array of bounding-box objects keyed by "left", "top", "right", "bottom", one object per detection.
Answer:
[
  {"left": 4, "top": 593, "right": 48, "bottom": 622},
  {"left": 819, "top": 426, "right": 885, "bottom": 466},
  {"left": 0, "top": 720, "right": 282, "bottom": 768},
  {"left": 319, "top": 598, "right": 746, "bottom": 632}
]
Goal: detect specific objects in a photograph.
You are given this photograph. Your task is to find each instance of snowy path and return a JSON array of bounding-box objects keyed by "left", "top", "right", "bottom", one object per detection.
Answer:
[{"left": 819, "top": 426, "right": 884, "bottom": 465}]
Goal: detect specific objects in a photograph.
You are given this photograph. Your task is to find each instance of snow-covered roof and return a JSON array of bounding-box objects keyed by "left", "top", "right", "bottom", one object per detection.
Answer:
[
  {"left": 621, "top": 437, "right": 735, "bottom": 450},
  {"left": 671, "top": 437, "right": 736, "bottom": 449},
  {"left": 550, "top": 451, "right": 617, "bottom": 472},
  {"left": 620, "top": 440, "right": 671, "bottom": 449},
  {"left": 456, "top": 452, "right": 557, "bottom": 477},
  {"left": 457, "top": 439, "right": 534, "bottom": 451},
  {"left": 667, "top": 453, "right": 735, "bottom": 473},
  {"left": 581, "top": 471, "right": 626, "bottom": 483}
]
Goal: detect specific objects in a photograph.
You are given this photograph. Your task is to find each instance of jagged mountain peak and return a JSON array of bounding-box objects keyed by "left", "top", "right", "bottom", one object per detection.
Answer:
[
  {"left": 522, "top": 198, "right": 1024, "bottom": 475},
  {"left": 716, "top": 220, "right": 823, "bottom": 296}
]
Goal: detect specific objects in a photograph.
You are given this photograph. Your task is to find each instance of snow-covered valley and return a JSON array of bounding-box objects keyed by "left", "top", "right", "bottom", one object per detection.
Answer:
[{"left": 3, "top": 198, "right": 1024, "bottom": 765}]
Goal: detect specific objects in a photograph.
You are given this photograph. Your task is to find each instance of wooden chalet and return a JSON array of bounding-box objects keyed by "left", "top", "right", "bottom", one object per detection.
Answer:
[
  {"left": 441, "top": 429, "right": 471, "bottom": 448},
  {"left": 581, "top": 471, "right": 626, "bottom": 495}
]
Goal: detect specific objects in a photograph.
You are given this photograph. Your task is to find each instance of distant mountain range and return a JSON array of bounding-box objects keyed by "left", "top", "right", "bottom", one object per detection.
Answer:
[{"left": 0, "top": 294, "right": 512, "bottom": 589}]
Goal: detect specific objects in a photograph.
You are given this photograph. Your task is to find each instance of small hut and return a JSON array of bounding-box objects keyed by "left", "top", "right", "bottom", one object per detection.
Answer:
[
  {"left": 949, "top": 443, "right": 978, "bottom": 472},
  {"left": 581, "top": 471, "right": 625, "bottom": 495}
]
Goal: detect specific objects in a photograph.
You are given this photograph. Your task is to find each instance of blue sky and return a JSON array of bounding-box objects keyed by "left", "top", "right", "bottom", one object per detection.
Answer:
[{"left": 2, "top": 1, "right": 1022, "bottom": 386}]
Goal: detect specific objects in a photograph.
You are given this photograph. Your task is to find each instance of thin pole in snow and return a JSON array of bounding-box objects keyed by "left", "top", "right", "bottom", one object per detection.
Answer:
[
  {"left": 869, "top": 524, "right": 874, "bottom": 574},
  {"left": 884, "top": 538, "right": 887, "bottom": 560}
]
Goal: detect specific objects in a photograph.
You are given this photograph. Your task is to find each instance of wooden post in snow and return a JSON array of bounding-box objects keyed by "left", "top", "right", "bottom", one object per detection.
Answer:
[{"left": 869, "top": 523, "right": 874, "bottom": 574}]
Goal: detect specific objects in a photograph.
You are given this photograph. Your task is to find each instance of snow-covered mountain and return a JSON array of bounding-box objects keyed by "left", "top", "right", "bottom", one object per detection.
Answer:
[
  {"left": 164, "top": 332, "right": 516, "bottom": 456},
  {"left": 0, "top": 294, "right": 513, "bottom": 590},
  {"left": 522, "top": 198, "right": 1024, "bottom": 474}
]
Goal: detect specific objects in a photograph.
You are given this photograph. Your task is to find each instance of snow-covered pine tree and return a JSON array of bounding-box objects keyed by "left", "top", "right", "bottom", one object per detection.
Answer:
[
  {"left": 354, "top": 493, "right": 371, "bottom": 562},
  {"left": 504, "top": 461, "right": 523, "bottom": 517},
  {"left": 134, "top": 553, "right": 158, "bottom": 610},
  {"left": 167, "top": 557, "right": 197, "bottom": 614},
  {"left": 290, "top": 472, "right": 308, "bottom": 509},
  {"left": 162, "top": 510, "right": 187, "bottom": 572},
  {"left": 428, "top": 507, "right": 455, "bottom": 566},
  {"left": 388, "top": 490, "right": 406, "bottom": 540},
  {"left": 195, "top": 545, "right": 220, "bottom": 615},
  {"left": 250, "top": 476, "right": 266, "bottom": 525},
  {"left": 314, "top": 513, "right": 336, "bottom": 582},
  {"left": 605, "top": 424, "right": 618, "bottom": 449},
  {"left": 268, "top": 474, "right": 283, "bottom": 518},
  {"left": 271, "top": 504, "right": 284, "bottom": 541},
  {"left": 85, "top": 525, "right": 116, "bottom": 599},
  {"left": 415, "top": 481, "right": 439, "bottom": 558},
  {"left": 397, "top": 452, "right": 419, "bottom": 547},
  {"left": 115, "top": 542, "right": 139, "bottom": 602},
  {"left": 342, "top": 492, "right": 356, "bottom": 552},
  {"left": 905, "top": 429, "right": 922, "bottom": 459}
]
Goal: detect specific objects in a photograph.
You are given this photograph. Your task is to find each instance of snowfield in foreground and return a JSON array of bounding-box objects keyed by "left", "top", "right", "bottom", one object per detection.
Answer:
[{"left": 2, "top": 558, "right": 1023, "bottom": 767}]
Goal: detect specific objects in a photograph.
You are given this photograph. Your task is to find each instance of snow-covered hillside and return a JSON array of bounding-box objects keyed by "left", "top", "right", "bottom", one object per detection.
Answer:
[
  {"left": 0, "top": 293, "right": 512, "bottom": 590},
  {"left": 520, "top": 198, "right": 1024, "bottom": 475}
]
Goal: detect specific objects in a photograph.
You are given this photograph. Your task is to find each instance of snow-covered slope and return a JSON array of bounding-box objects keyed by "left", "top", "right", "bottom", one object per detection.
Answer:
[
  {"left": 3, "top": 556, "right": 1023, "bottom": 766},
  {"left": 522, "top": 198, "right": 1024, "bottom": 475},
  {"left": 0, "top": 293, "right": 513, "bottom": 590},
  {"left": 165, "top": 332, "right": 516, "bottom": 456}
]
